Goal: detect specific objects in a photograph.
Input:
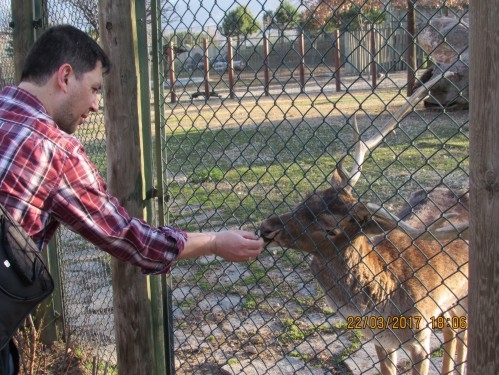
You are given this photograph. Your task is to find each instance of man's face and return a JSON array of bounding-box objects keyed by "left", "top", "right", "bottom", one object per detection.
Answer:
[{"left": 54, "top": 61, "right": 104, "bottom": 134}]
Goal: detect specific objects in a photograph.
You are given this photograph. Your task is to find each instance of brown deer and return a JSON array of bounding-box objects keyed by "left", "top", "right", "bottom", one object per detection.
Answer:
[{"left": 259, "top": 73, "right": 468, "bottom": 375}]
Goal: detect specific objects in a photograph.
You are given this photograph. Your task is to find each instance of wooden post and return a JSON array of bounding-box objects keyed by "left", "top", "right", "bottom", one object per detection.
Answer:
[
  {"left": 167, "top": 41, "right": 176, "bottom": 103},
  {"left": 202, "top": 38, "right": 210, "bottom": 99},
  {"left": 263, "top": 33, "right": 270, "bottom": 96},
  {"left": 299, "top": 32, "right": 305, "bottom": 93},
  {"left": 469, "top": 1, "right": 499, "bottom": 373},
  {"left": 10, "top": 0, "right": 34, "bottom": 84},
  {"left": 406, "top": 0, "right": 417, "bottom": 96},
  {"left": 99, "top": 1, "right": 155, "bottom": 374},
  {"left": 333, "top": 29, "right": 342, "bottom": 92},
  {"left": 227, "top": 37, "right": 235, "bottom": 99},
  {"left": 370, "top": 25, "right": 377, "bottom": 88}
]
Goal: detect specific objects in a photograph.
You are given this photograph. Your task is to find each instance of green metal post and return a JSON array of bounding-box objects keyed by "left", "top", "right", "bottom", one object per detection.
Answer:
[
  {"left": 150, "top": 1, "right": 175, "bottom": 374},
  {"left": 41, "top": 238, "right": 64, "bottom": 343},
  {"left": 18, "top": 0, "right": 63, "bottom": 344},
  {"left": 135, "top": 1, "right": 168, "bottom": 374},
  {"left": 33, "top": 0, "right": 47, "bottom": 38}
]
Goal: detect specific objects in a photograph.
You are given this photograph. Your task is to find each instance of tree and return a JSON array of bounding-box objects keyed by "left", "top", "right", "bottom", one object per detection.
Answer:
[
  {"left": 302, "top": 0, "right": 468, "bottom": 24},
  {"left": 61, "top": 0, "right": 177, "bottom": 39},
  {"left": 264, "top": 1, "right": 300, "bottom": 36},
  {"left": 170, "top": 30, "right": 204, "bottom": 49},
  {"left": 219, "top": 5, "right": 261, "bottom": 47},
  {"left": 302, "top": 0, "right": 386, "bottom": 31},
  {"left": 301, "top": 0, "right": 469, "bottom": 92},
  {"left": 301, "top": 0, "right": 469, "bottom": 36}
]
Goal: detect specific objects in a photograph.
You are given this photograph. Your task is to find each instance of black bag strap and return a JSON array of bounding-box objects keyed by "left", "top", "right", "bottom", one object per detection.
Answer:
[
  {"left": 0, "top": 202, "right": 54, "bottom": 351},
  {"left": 2, "top": 216, "right": 36, "bottom": 285}
]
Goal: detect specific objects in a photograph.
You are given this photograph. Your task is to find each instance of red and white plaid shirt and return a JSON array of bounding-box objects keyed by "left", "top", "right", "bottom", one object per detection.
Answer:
[{"left": 0, "top": 86, "right": 185, "bottom": 274}]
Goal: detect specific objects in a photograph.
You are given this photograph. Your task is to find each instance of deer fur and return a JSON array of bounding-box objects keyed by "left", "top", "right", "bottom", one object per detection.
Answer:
[{"left": 260, "top": 169, "right": 468, "bottom": 375}]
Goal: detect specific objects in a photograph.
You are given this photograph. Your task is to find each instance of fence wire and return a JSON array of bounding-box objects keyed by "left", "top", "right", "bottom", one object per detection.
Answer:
[
  {"left": 158, "top": 2, "right": 469, "bottom": 375},
  {"left": 0, "top": 0, "right": 469, "bottom": 374}
]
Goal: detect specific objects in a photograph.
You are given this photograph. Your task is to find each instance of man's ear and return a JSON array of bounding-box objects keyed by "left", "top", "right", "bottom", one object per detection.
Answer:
[{"left": 56, "top": 64, "right": 73, "bottom": 92}]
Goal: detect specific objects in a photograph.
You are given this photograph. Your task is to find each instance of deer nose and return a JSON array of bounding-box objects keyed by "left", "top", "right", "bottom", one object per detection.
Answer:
[
  {"left": 259, "top": 217, "right": 281, "bottom": 241},
  {"left": 258, "top": 225, "right": 272, "bottom": 241}
]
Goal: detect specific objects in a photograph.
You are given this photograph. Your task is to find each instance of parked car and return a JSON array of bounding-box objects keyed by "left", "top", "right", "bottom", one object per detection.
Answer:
[
  {"left": 213, "top": 59, "right": 245, "bottom": 73},
  {"left": 184, "top": 59, "right": 195, "bottom": 72},
  {"left": 197, "top": 60, "right": 207, "bottom": 70},
  {"left": 213, "top": 61, "right": 228, "bottom": 72},
  {"left": 233, "top": 59, "right": 246, "bottom": 71}
]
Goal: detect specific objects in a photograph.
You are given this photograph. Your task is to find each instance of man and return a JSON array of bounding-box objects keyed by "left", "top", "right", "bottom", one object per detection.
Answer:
[{"left": 0, "top": 25, "right": 263, "bottom": 374}]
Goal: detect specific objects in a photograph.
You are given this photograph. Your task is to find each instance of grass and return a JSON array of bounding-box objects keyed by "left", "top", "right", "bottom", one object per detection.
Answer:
[
  {"left": 74, "top": 85, "right": 469, "bottom": 233},
  {"left": 161, "top": 88, "right": 468, "bottom": 372},
  {"left": 162, "top": 92, "right": 468, "bottom": 230}
]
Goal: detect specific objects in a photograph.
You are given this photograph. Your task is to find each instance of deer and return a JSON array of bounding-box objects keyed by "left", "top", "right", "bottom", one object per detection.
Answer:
[{"left": 259, "top": 73, "right": 468, "bottom": 375}]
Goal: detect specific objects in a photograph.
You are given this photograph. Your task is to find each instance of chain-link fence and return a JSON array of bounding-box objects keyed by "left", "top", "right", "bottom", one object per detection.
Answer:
[
  {"left": 158, "top": 1, "right": 469, "bottom": 374},
  {"left": 1, "top": 0, "right": 469, "bottom": 374},
  {"left": 0, "top": 3, "right": 14, "bottom": 86}
]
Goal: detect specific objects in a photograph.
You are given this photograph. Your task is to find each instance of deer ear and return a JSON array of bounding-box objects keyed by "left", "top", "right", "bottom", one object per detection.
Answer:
[
  {"left": 351, "top": 203, "right": 371, "bottom": 222},
  {"left": 351, "top": 203, "right": 391, "bottom": 235},
  {"left": 330, "top": 168, "right": 349, "bottom": 191}
]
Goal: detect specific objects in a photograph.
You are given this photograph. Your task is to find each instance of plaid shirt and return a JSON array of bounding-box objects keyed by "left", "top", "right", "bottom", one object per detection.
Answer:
[{"left": 0, "top": 86, "right": 185, "bottom": 274}]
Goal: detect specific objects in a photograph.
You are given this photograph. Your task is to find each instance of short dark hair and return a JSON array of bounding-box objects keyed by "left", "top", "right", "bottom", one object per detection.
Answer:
[{"left": 21, "top": 25, "right": 111, "bottom": 84}]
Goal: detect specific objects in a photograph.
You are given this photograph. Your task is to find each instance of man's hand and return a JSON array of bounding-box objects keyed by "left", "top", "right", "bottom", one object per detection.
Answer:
[
  {"left": 178, "top": 230, "right": 264, "bottom": 262},
  {"left": 212, "top": 230, "right": 264, "bottom": 262}
]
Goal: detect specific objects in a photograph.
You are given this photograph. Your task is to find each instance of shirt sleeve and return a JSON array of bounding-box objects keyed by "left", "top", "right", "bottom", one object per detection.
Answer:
[{"left": 50, "top": 145, "right": 186, "bottom": 275}]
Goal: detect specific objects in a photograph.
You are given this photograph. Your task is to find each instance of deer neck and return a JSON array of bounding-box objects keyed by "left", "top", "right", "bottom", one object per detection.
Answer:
[{"left": 311, "top": 233, "right": 398, "bottom": 315}]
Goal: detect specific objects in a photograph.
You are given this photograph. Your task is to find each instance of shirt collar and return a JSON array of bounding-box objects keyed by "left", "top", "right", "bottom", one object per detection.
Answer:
[{"left": 0, "top": 85, "right": 56, "bottom": 127}]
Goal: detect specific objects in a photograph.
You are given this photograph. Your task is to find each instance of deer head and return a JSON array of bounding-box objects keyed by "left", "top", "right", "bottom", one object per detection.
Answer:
[{"left": 260, "top": 166, "right": 396, "bottom": 255}]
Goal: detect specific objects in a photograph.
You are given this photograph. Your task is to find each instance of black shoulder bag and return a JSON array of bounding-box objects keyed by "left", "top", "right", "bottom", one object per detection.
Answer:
[{"left": 0, "top": 204, "right": 54, "bottom": 351}]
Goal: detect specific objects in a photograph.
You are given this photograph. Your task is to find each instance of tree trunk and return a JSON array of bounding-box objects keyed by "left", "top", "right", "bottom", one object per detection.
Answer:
[
  {"left": 10, "top": 0, "right": 34, "bottom": 84},
  {"left": 99, "top": 1, "right": 154, "bottom": 374},
  {"left": 469, "top": 0, "right": 499, "bottom": 373},
  {"left": 406, "top": 0, "right": 417, "bottom": 96}
]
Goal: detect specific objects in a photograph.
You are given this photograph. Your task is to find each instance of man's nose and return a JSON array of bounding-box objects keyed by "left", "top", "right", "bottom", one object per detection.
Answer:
[{"left": 90, "top": 96, "right": 100, "bottom": 112}]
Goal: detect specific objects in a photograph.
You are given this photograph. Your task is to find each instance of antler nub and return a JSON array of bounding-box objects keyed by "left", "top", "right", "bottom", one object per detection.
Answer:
[{"left": 366, "top": 202, "right": 469, "bottom": 241}]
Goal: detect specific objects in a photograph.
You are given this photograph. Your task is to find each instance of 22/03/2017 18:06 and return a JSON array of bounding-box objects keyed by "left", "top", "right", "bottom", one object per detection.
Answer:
[
  {"left": 347, "top": 315, "right": 468, "bottom": 330},
  {"left": 347, "top": 315, "right": 423, "bottom": 330},
  {"left": 430, "top": 315, "right": 468, "bottom": 329}
]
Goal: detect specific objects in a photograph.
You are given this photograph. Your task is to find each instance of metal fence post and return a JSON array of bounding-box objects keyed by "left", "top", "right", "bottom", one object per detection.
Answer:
[
  {"left": 41, "top": 238, "right": 64, "bottom": 343},
  {"left": 150, "top": 1, "right": 175, "bottom": 373},
  {"left": 135, "top": 2, "right": 167, "bottom": 373}
]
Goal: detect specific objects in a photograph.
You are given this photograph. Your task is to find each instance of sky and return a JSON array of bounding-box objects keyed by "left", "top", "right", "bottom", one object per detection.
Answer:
[
  {"left": 167, "top": 0, "right": 285, "bottom": 32},
  {"left": 0, "top": 0, "right": 290, "bottom": 35}
]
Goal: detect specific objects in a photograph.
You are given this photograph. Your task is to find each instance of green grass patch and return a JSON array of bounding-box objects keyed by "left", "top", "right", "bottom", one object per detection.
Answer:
[{"left": 164, "top": 105, "right": 468, "bottom": 230}]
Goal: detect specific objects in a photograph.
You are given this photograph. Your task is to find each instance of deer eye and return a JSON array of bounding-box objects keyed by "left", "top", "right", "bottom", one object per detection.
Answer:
[{"left": 326, "top": 228, "right": 342, "bottom": 237}]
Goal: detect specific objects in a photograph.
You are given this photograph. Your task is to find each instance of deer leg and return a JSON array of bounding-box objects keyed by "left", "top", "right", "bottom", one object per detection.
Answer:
[
  {"left": 442, "top": 325, "right": 457, "bottom": 374},
  {"left": 375, "top": 344, "right": 397, "bottom": 375},
  {"left": 409, "top": 332, "right": 431, "bottom": 375},
  {"left": 456, "top": 329, "right": 468, "bottom": 374},
  {"left": 445, "top": 305, "right": 468, "bottom": 374}
]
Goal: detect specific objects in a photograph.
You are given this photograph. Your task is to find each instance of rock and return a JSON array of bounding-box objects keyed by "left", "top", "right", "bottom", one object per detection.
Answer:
[
  {"left": 244, "top": 345, "right": 258, "bottom": 355},
  {"left": 416, "top": 16, "right": 469, "bottom": 109},
  {"left": 418, "top": 16, "right": 469, "bottom": 65}
]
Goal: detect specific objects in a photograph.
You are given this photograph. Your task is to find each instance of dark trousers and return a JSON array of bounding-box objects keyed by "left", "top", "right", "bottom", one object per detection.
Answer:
[{"left": 0, "top": 340, "right": 19, "bottom": 375}]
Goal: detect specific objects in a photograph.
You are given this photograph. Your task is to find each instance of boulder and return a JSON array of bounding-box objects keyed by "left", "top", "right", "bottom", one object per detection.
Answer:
[{"left": 416, "top": 15, "right": 469, "bottom": 109}]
